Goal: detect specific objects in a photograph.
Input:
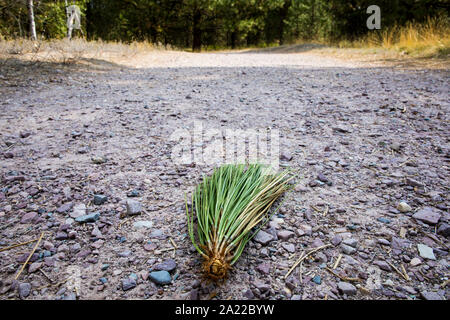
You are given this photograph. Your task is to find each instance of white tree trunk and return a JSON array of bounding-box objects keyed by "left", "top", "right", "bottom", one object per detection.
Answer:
[{"left": 27, "top": 0, "right": 37, "bottom": 40}]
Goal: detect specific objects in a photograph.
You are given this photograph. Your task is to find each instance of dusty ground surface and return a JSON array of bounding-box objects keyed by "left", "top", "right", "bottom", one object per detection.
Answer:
[{"left": 0, "top": 48, "right": 449, "bottom": 300}]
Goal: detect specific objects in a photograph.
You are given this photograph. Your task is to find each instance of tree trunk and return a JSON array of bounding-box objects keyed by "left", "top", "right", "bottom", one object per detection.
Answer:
[
  {"left": 310, "top": 0, "right": 316, "bottom": 39},
  {"left": 192, "top": 9, "right": 202, "bottom": 52},
  {"left": 230, "top": 30, "right": 237, "bottom": 49},
  {"left": 278, "top": 0, "right": 292, "bottom": 45},
  {"left": 27, "top": 0, "right": 37, "bottom": 40}
]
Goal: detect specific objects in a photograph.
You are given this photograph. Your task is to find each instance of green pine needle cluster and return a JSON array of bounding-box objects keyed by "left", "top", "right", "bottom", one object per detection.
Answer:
[{"left": 186, "top": 163, "right": 294, "bottom": 280}]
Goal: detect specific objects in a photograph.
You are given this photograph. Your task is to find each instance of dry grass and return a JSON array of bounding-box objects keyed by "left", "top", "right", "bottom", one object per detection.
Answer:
[
  {"left": 0, "top": 38, "right": 163, "bottom": 65},
  {"left": 340, "top": 16, "right": 450, "bottom": 59}
]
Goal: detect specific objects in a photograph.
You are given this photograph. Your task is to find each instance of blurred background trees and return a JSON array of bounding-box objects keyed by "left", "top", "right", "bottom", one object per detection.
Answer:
[{"left": 0, "top": 0, "right": 448, "bottom": 50}]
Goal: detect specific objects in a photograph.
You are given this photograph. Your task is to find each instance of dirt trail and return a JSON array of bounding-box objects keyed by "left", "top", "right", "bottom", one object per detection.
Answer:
[{"left": 0, "top": 49, "right": 449, "bottom": 300}]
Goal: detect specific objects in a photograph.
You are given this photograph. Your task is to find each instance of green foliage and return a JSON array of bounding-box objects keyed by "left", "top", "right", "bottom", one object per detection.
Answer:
[
  {"left": 0, "top": 0, "right": 88, "bottom": 39},
  {"left": 0, "top": 0, "right": 448, "bottom": 50}
]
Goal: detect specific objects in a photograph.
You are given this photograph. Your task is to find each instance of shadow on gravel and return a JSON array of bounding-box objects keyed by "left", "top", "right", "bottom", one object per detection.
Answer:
[{"left": 0, "top": 56, "right": 126, "bottom": 75}]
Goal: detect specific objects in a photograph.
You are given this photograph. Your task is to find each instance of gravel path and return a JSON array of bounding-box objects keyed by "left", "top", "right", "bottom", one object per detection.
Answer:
[{"left": 0, "top": 50, "right": 449, "bottom": 300}]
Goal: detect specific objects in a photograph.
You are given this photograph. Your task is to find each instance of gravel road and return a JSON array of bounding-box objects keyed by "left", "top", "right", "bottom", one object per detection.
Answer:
[{"left": 0, "top": 49, "right": 449, "bottom": 300}]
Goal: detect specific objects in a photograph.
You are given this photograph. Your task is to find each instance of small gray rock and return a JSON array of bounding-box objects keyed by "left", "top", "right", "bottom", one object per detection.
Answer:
[
  {"left": 397, "top": 202, "right": 412, "bottom": 213},
  {"left": 70, "top": 203, "right": 86, "bottom": 219},
  {"left": 55, "top": 231, "right": 68, "bottom": 240},
  {"left": 122, "top": 277, "right": 137, "bottom": 291},
  {"left": 412, "top": 207, "right": 441, "bottom": 225},
  {"left": 152, "top": 259, "right": 177, "bottom": 272},
  {"left": 126, "top": 200, "right": 142, "bottom": 216},
  {"left": 149, "top": 271, "right": 172, "bottom": 285},
  {"left": 75, "top": 212, "right": 100, "bottom": 223},
  {"left": 437, "top": 223, "right": 450, "bottom": 238},
  {"left": 133, "top": 220, "right": 153, "bottom": 229},
  {"left": 420, "top": 291, "right": 442, "bottom": 300},
  {"left": 252, "top": 280, "right": 270, "bottom": 292},
  {"left": 28, "top": 262, "right": 42, "bottom": 273},
  {"left": 340, "top": 243, "right": 356, "bottom": 255},
  {"left": 20, "top": 212, "right": 38, "bottom": 224},
  {"left": 280, "top": 152, "right": 293, "bottom": 161},
  {"left": 281, "top": 243, "right": 295, "bottom": 253},
  {"left": 342, "top": 238, "right": 358, "bottom": 248},
  {"left": 373, "top": 260, "right": 391, "bottom": 271},
  {"left": 277, "top": 230, "right": 295, "bottom": 241},
  {"left": 331, "top": 235, "right": 342, "bottom": 246},
  {"left": 63, "top": 292, "right": 77, "bottom": 300},
  {"left": 256, "top": 263, "right": 270, "bottom": 275},
  {"left": 56, "top": 202, "right": 73, "bottom": 214},
  {"left": 337, "top": 282, "right": 357, "bottom": 296},
  {"left": 93, "top": 194, "right": 108, "bottom": 205},
  {"left": 253, "top": 230, "right": 274, "bottom": 245},
  {"left": 417, "top": 244, "right": 436, "bottom": 260},
  {"left": 18, "top": 283, "right": 31, "bottom": 299},
  {"left": 91, "top": 156, "right": 107, "bottom": 164}
]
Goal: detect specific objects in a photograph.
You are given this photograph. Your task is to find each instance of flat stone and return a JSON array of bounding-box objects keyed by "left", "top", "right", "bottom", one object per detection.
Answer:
[
  {"left": 377, "top": 239, "right": 390, "bottom": 245},
  {"left": 417, "top": 244, "right": 436, "bottom": 260},
  {"left": 277, "top": 230, "right": 295, "bottom": 241},
  {"left": 377, "top": 217, "right": 391, "bottom": 224},
  {"left": 281, "top": 243, "right": 295, "bottom": 253},
  {"left": 406, "top": 178, "right": 424, "bottom": 188},
  {"left": 28, "top": 262, "right": 42, "bottom": 273},
  {"left": 312, "top": 239, "right": 325, "bottom": 248},
  {"left": 403, "top": 286, "right": 417, "bottom": 295},
  {"left": 280, "top": 152, "right": 293, "bottom": 161},
  {"left": 397, "top": 202, "right": 412, "bottom": 213},
  {"left": 93, "top": 194, "right": 108, "bottom": 205},
  {"left": 70, "top": 203, "right": 86, "bottom": 219},
  {"left": 122, "top": 277, "right": 137, "bottom": 291},
  {"left": 253, "top": 230, "right": 274, "bottom": 245},
  {"left": 420, "top": 291, "right": 443, "bottom": 300},
  {"left": 56, "top": 202, "right": 73, "bottom": 214},
  {"left": 149, "top": 271, "right": 171, "bottom": 285},
  {"left": 410, "top": 257, "right": 422, "bottom": 266},
  {"left": 20, "top": 212, "right": 38, "bottom": 224},
  {"left": 117, "top": 250, "right": 132, "bottom": 257},
  {"left": 373, "top": 260, "right": 391, "bottom": 271},
  {"left": 331, "top": 235, "right": 342, "bottom": 246},
  {"left": 333, "top": 126, "right": 352, "bottom": 134},
  {"left": 152, "top": 259, "right": 177, "bottom": 272},
  {"left": 340, "top": 243, "right": 356, "bottom": 255},
  {"left": 256, "top": 263, "right": 270, "bottom": 275},
  {"left": 18, "top": 283, "right": 31, "bottom": 299},
  {"left": 126, "top": 200, "right": 142, "bottom": 215},
  {"left": 92, "top": 156, "right": 107, "bottom": 164},
  {"left": 75, "top": 212, "right": 100, "bottom": 223},
  {"left": 337, "top": 282, "right": 357, "bottom": 296},
  {"left": 299, "top": 224, "right": 312, "bottom": 235},
  {"left": 133, "top": 220, "right": 153, "bottom": 229},
  {"left": 253, "top": 280, "right": 270, "bottom": 292},
  {"left": 437, "top": 223, "right": 450, "bottom": 238},
  {"left": 55, "top": 231, "right": 68, "bottom": 240},
  {"left": 412, "top": 207, "right": 441, "bottom": 225},
  {"left": 91, "top": 226, "right": 103, "bottom": 238},
  {"left": 149, "top": 229, "right": 167, "bottom": 240},
  {"left": 312, "top": 275, "right": 321, "bottom": 285},
  {"left": 342, "top": 238, "right": 358, "bottom": 248},
  {"left": 127, "top": 190, "right": 140, "bottom": 197}
]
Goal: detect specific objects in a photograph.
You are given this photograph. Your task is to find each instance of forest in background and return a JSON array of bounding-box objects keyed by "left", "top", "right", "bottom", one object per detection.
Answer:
[{"left": 0, "top": 0, "right": 449, "bottom": 52}]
